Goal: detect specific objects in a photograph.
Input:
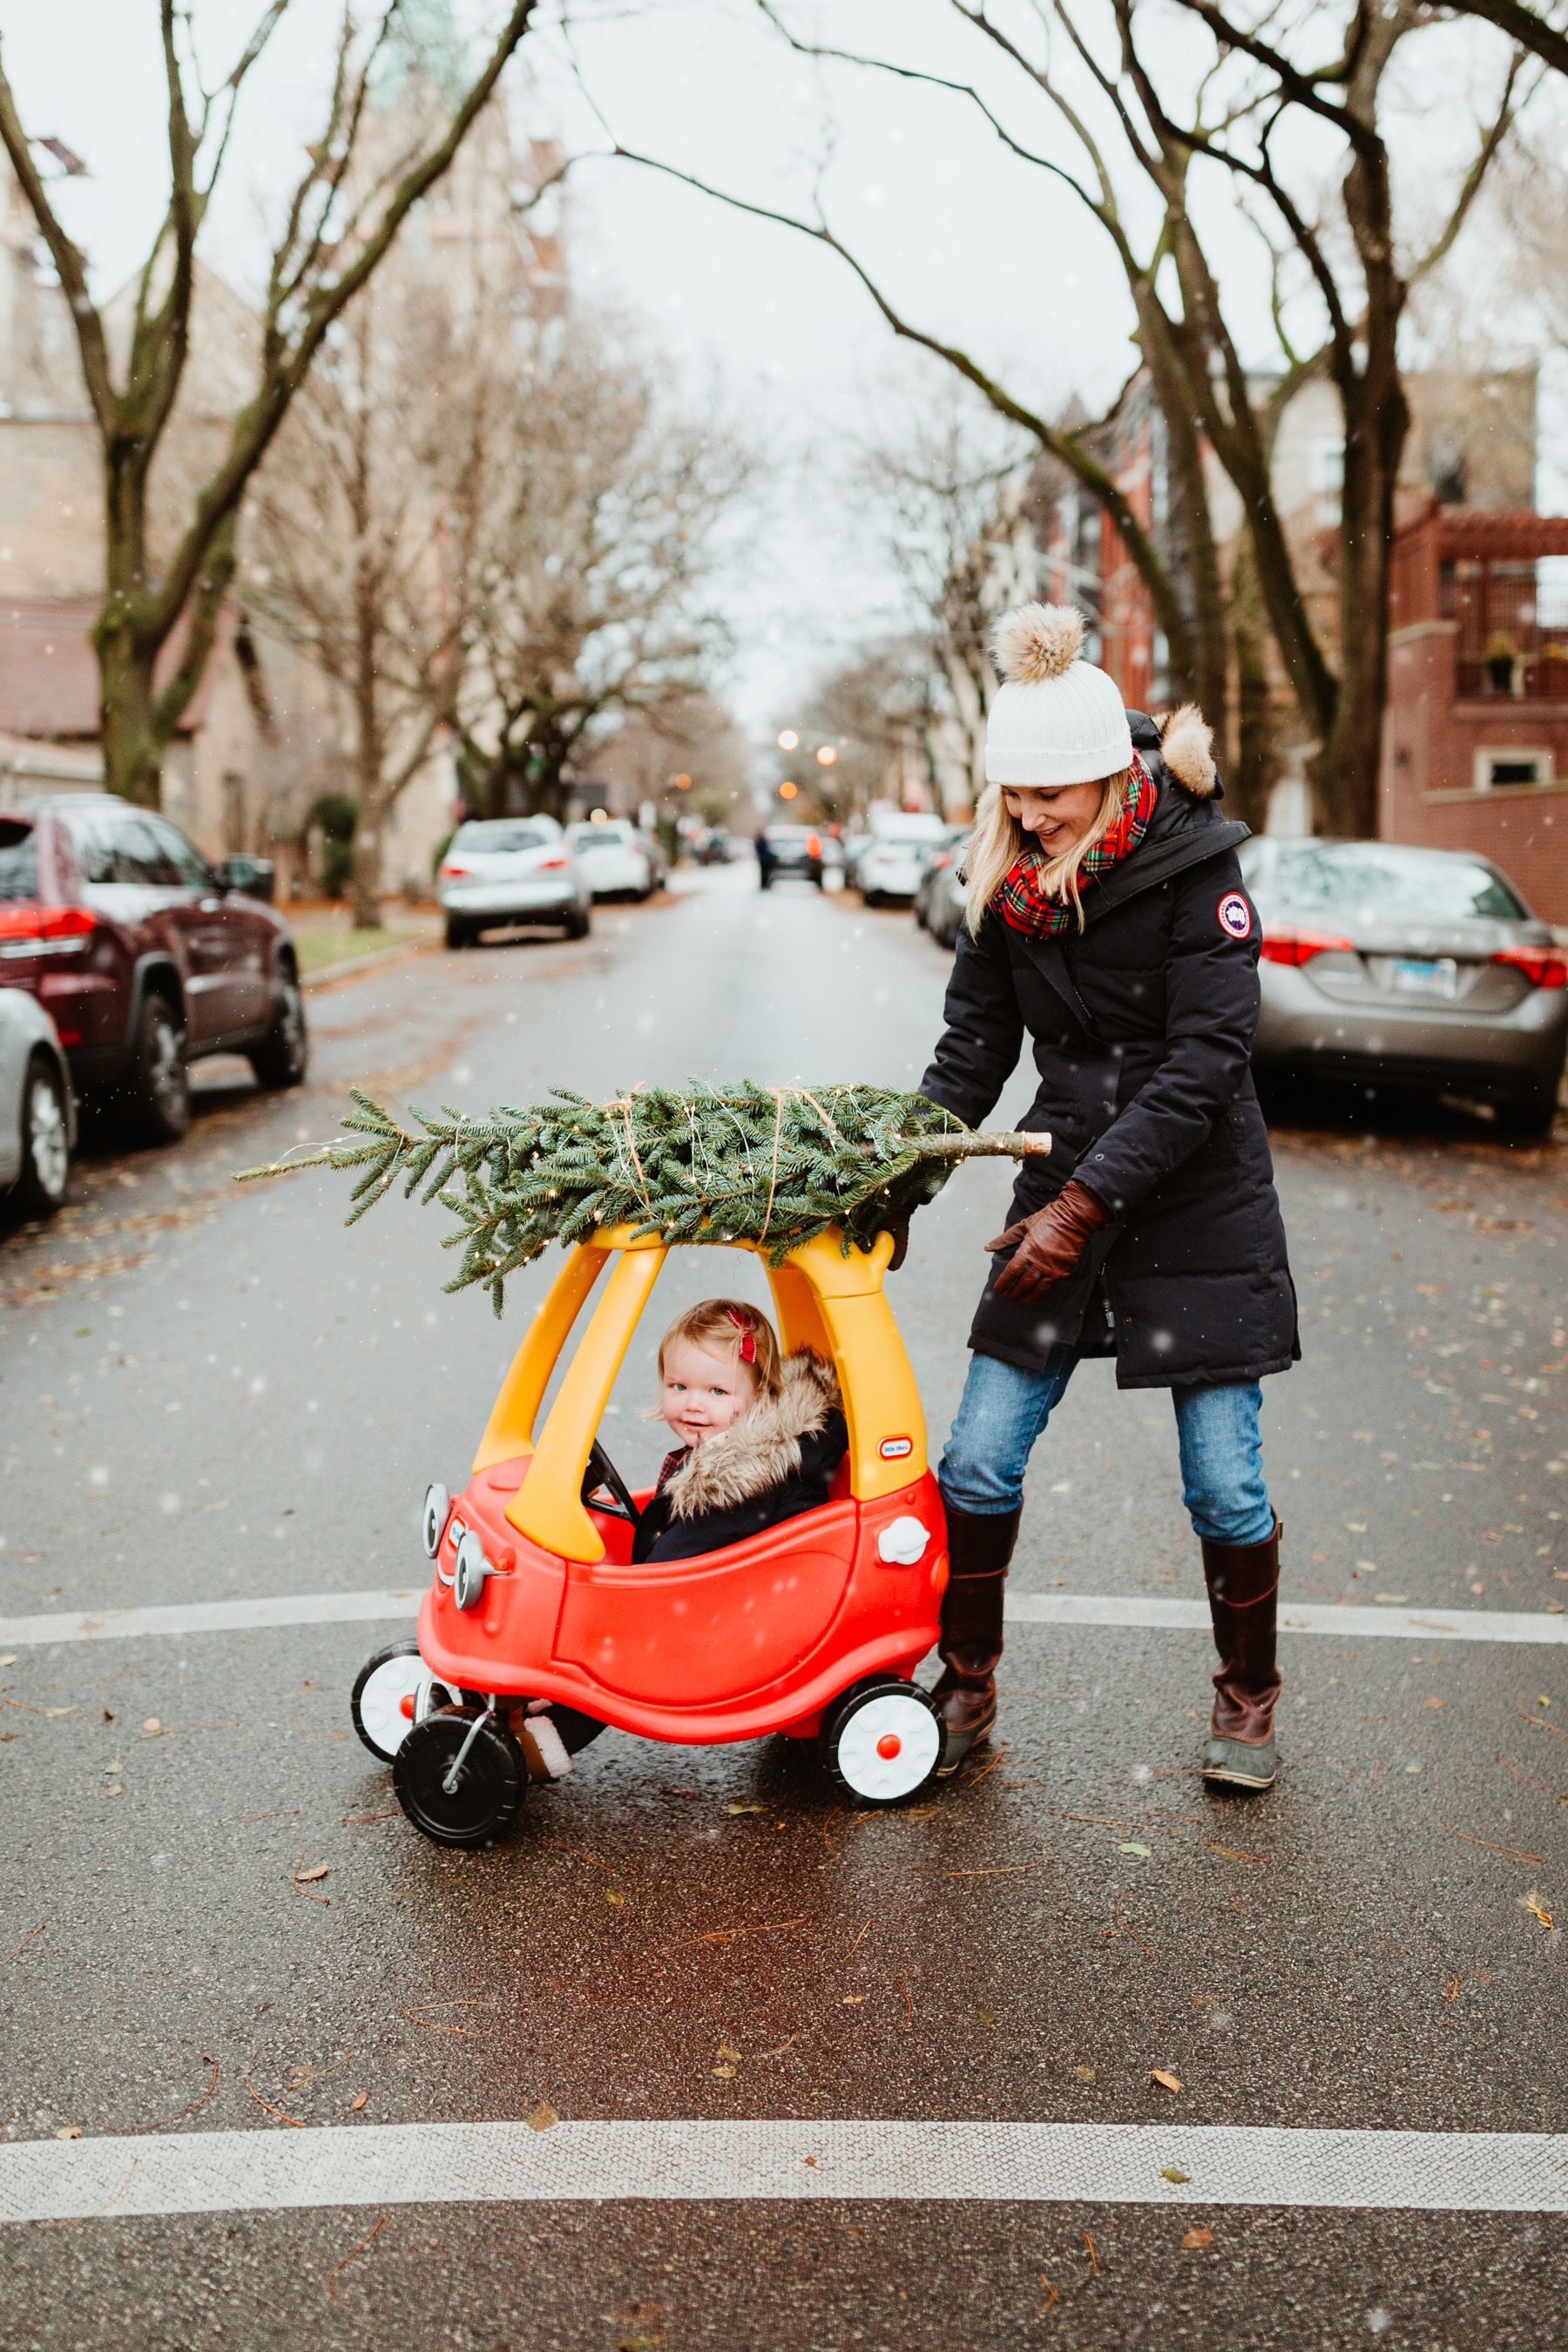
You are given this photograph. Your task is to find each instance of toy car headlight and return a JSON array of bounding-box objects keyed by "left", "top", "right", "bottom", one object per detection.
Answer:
[
  {"left": 453, "top": 1530, "right": 493, "bottom": 1612},
  {"left": 422, "top": 1483, "right": 450, "bottom": 1559}
]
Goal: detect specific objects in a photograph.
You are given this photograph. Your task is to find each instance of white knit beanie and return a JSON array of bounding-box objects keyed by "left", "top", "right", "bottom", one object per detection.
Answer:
[{"left": 984, "top": 603, "right": 1132, "bottom": 787}]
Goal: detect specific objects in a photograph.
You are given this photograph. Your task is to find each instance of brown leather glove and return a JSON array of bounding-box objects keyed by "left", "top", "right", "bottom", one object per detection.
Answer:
[
  {"left": 987, "top": 1178, "right": 1110, "bottom": 1304},
  {"left": 882, "top": 1212, "right": 913, "bottom": 1272}
]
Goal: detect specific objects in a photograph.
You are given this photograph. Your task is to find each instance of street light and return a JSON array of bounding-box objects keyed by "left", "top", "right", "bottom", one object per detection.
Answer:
[
  {"left": 674, "top": 773, "right": 692, "bottom": 788},
  {"left": 815, "top": 746, "right": 837, "bottom": 767},
  {"left": 780, "top": 781, "right": 798, "bottom": 800},
  {"left": 778, "top": 729, "right": 799, "bottom": 750}
]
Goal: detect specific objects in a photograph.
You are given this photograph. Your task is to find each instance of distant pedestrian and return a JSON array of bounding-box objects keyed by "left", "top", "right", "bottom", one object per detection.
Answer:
[{"left": 913, "top": 603, "right": 1297, "bottom": 1789}]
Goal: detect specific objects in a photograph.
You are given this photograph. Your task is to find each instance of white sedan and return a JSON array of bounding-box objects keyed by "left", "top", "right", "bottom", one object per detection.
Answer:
[
  {"left": 437, "top": 818, "right": 592, "bottom": 948},
  {"left": 564, "top": 820, "right": 657, "bottom": 901},
  {"left": 0, "top": 989, "right": 74, "bottom": 1216},
  {"left": 857, "top": 814, "right": 951, "bottom": 906}
]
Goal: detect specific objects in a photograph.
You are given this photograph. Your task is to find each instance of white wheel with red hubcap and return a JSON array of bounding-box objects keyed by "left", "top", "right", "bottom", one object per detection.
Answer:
[
  {"left": 350, "top": 1639, "right": 431, "bottom": 1761},
  {"left": 822, "top": 1678, "right": 943, "bottom": 1805}
]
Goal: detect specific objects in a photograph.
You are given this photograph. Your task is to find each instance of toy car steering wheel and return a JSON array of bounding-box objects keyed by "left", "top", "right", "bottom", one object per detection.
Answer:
[{"left": 581, "top": 1438, "right": 642, "bottom": 1529}]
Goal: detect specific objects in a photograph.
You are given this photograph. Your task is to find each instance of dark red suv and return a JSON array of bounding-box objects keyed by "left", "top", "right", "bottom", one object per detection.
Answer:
[{"left": 0, "top": 795, "right": 307, "bottom": 1140}]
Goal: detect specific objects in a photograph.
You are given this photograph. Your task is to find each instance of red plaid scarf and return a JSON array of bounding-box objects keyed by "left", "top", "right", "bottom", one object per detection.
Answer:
[{"left": 995, "top": 754, "right": 1155, "bottom": 937}]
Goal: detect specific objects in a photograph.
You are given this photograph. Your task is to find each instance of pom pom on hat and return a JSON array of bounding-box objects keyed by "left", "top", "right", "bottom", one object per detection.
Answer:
[{"left": 992, "top": 601, "right": 1085, "bottom": 685}]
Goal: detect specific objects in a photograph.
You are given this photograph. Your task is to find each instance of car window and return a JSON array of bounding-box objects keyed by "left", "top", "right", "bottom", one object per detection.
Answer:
[
  {"left": 144, "top": 814, "right": 213, "bottom": 887},
  {"left": 568, "top": 822, "right": 630, "bottom": 845},
  {"left": 872, "top": 816, "right": 947, "bottom": 843},
  {"left": 0, "top": 820, "right": 37, "bottom": 902},
  {"left": 67, "top": 813, "right": 165, "bottom": 885},
  {"left": 1265, "top": 845, "right": 1526, "bottom": 925},
  {"left": 452, "top": 821, "right": 553, "bottom": 854}
]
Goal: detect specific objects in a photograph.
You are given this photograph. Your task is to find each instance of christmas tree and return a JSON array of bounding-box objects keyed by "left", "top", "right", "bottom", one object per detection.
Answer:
[{"left": 238, "top": 1080, "right": 1048, "bottom": 1314}]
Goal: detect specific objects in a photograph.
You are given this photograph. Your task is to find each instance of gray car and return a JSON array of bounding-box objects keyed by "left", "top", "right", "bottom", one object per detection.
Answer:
[
  {"left": 1239, "top": 838, "right": 1567, "bottom": 1135},
  {"left": 437, "top": 818, "right": 591, "bottom": 949},
  {"left": 0, "top": 989, "right": 74, "bottom": 1216}
]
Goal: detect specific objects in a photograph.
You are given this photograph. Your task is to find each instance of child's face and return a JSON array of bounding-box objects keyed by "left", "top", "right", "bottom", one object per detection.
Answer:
[{"left": 659, "top": 1335, "right": 760, "bottom": 1446}]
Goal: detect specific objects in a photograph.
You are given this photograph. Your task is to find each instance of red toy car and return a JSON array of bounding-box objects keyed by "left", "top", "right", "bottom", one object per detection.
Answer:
[{"left": 350, "top": 1224, "right": 951, "bottom": 1845}]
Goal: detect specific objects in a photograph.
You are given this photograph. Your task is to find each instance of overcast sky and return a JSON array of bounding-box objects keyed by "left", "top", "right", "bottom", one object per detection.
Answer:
[{"left": 2, "top": 0, "right": 1544, "bottom": 731}]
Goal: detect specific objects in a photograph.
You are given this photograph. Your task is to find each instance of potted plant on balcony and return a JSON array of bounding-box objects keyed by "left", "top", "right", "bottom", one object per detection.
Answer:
[{"left": 1484, "top": 632, "right": 1520, "bottom": 694}]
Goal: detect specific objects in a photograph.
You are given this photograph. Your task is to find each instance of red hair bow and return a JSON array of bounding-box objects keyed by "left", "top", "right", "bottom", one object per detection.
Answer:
[{"left": 726, "top": 1308, "right": 756, "bottom": 1363}]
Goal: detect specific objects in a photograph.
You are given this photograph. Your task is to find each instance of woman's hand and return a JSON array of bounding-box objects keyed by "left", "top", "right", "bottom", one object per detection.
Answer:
[{"left": 987, "top": 1179, "right": 1109, "bottom": 1302}]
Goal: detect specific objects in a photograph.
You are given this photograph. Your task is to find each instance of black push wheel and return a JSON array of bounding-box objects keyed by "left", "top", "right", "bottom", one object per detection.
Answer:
[
  {"left": 129, "top": 991, "right": 189, "bottom": 1143},
  {"left": 350, "top": 1638, "right": 427, "bottom": 1761},
  {"left": 248, "top": 968, "right": 308, "bottom": 1089},
  {"left": 821, "top": 1676, "right": 943, "bottom": 1806},
  {"left": 393, "top": 1707, "right": 527, "bottom": 1848},
  {"left": 12, "top": 1053, "right": 70, "bottom": 1215}
]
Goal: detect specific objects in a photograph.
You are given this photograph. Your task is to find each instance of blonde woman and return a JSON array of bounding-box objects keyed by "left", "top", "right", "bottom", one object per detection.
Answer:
[{"left": 913, "top": 605, "right": 1298, "bottom": 1789}]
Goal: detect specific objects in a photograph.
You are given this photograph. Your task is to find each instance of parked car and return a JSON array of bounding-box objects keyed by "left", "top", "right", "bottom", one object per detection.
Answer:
[
  {"left": 841, "top": 829, "right": 870, "bottom": 889},
  {"left": 0, "top": 796, "right": 305, "bottom": 1143},
  {"left": 916, "top": 829, "right": 972, "bottom": 950},
  {"left": 856, "top": 814, "right": 950, "bottom": 907},
  {"left": 438, "top": 817, "right": 591, "bottom": 948},
  {"left": 1239, "top": 837, "right": 1568, "bottom": 1135},
  {"left": 564, "top": 819, "right": 657, "bottom": 901},
  {"left": 756, "top": 823, "right": 824, "bottom": 889},
  {"left": 0, "top": 990, "right": 74, "bottom": 1216}
]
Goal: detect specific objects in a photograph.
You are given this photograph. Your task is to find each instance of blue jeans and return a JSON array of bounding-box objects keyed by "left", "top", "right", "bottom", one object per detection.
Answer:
[{"left": 938, "top": 1348, "right": 1274, "bottom": 1546}]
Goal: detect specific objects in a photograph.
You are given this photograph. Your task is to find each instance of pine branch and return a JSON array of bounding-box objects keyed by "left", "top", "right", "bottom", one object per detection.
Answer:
[{"left": 235, "top": 1082, "right": 1050, "bottom": 1311}]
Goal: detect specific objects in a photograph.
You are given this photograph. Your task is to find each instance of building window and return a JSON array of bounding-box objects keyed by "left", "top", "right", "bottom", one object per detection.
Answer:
[
  {"left": 1309, "top": 438, "right": 1343, "bottom": 528},
  {"left": 1472, "top": 747, "right": 1553, "bottom": 790}
]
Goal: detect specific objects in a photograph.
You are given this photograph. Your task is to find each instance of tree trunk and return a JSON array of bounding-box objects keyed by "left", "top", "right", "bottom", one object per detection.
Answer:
[
  {"left": 1311, "top": 358, "right": 1409, "bottom": 837},
  {"left": 1229, "top": 522, "right": 1278, "bottom": 835},
  {"left": 95, "top": 609, "right": 165, "bottom": 807}
]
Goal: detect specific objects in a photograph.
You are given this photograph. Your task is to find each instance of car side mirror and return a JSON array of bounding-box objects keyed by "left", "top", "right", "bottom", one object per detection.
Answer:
[{"left": 216, "top": 855, "right": 275, "bottom": 903}]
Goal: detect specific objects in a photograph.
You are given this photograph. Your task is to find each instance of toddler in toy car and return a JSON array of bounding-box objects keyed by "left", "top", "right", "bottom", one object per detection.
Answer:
[{"left": 628, "top": 1299, "right": 847, "bottom": 1564}]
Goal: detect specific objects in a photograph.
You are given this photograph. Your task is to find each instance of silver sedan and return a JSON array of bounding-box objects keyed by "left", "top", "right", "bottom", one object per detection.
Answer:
[
  {"left": 437, "top": 819, "right": 592, "bottom": 949},
  {"left": 1240, "top": 838, "right": 1567, "bottom": 1136},
  {"left": 0, "top": 989, "right": 75, "bottom": 1215}
]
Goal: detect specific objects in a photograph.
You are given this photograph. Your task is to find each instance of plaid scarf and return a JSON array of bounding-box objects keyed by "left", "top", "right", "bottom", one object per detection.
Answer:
[{"left": 995, "top": 754, "right": 1156, "bottom": 938}]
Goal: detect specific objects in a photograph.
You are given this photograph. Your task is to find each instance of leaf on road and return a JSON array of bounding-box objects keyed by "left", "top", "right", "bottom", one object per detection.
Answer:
[
  {"left": 1151, "top": 2070, "right": 1183, "bottom": 2094},
  {"left": 296, "top": 1864, "right": 329, "bottom": 1884},
  {"left": 605, "top": 1889, "right": 625, "bottom": 1906},
  {"left": 1075, "top": 2065, "right": 1097, "bottom": 2082},
  {"left": 712, "top": 2064, "right": 736, "bottom": 2078},
  {"left": 1160, "top": 2165, "right": 1189, "bottom": 2183},
  {"left": 716, "top": 2044, "right": 741, "bottom": 2062},
  {"left": 1118, "top": 1842, "right": 1152, "bottom": 1858},
  {"left": 53, "top": 2126, "right": 80, "bottom": 2141},
  {"left": 142, "top": 1719, "right": 160, "bottom": 1734},
  {"left": 1182, "top": 2227, "right": 1214, "bottom": 2249},
  {"left": 351, "top": 2092, "right": 368, "bottom": 2111},
  {"left": 525, "top": 2101, "right": 558, "bottom": 2132},
  {"left": 43, "top": 1707, "right": 74, "bottom": 1719},
  {"left": 723, "top": 1802, "right": 765, "bottom": 1815},
  {"left": 1522, "top": 1889, "right": 1554, "bottom": 1930}
]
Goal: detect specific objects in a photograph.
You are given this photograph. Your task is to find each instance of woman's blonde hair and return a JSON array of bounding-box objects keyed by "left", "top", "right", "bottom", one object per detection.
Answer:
[
  {"left": 963, "top": 770, "right": 1131, "bottom": 939},
  {"left": 655, "top": 1298, "right": 782, "bottom": 1398}
]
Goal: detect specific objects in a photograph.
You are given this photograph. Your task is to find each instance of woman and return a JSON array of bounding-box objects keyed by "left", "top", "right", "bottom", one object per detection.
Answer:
[{"left": 913, "top": 602, "right": 1297, "bottom": 1792}]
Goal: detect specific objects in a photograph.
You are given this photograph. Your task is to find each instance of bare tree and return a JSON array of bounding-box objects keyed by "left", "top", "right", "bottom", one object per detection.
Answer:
[
  {"left": 0, "top": 1, "right": 540, "bottom": 808},
  {"left": 250, "top": 279, "right": 479, "bottom": 928},
  {"left": 455, "top": 326, "right": 750, "bottom": 822}
]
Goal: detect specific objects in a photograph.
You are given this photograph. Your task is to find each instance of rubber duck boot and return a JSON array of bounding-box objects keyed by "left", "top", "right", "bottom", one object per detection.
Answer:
[
  {"left": 1200, "top": 1516, "right": 1282, "bottom": 1791},
  {"left": 931, "top": 1502, "right": 1020, "bottom": 1776}
]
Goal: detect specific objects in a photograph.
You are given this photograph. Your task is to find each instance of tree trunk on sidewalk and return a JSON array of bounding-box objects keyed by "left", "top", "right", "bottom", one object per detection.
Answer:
[{"left": 1229, "top": 523, "right": 1278, "bottom": 835}]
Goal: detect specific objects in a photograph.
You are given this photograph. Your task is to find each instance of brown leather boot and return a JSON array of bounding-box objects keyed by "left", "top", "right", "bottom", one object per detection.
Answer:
[
  {"left": 1200, "top": 1516, "right": 1282, "bottom": 1790},
  {"left": 930, "top": 1503, "right": 1019, "bottom": 1776}
]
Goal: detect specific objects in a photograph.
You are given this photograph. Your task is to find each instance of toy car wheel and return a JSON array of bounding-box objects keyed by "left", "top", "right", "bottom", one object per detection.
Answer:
[
  {"left": 350, "top": 1639, "right": 429, "bottom": 1761},
  {"left": 821, "top": 1678, "right": 943, "bottom": 1806},
  {"left": 393, "top": 1708, "right": 527, "bottom": 1848}
]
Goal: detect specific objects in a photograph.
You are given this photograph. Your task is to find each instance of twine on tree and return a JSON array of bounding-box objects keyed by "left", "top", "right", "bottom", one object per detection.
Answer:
[{"left": 606, "top": 1091, "right": 655, "bottom": 1221}]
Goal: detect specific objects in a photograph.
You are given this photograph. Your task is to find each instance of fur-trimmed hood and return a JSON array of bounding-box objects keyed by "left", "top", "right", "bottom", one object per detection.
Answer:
[
  {"left": 663, "top": 1350, "right": 841, "bottom": 1520},
  {"left": 1157, "top": 704, "right": 1218, "bottom": 797}
]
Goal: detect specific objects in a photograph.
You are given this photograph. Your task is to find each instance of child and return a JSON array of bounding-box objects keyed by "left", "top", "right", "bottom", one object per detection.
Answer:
[{"left": 630, "top": 1299, "right": 848, "bottom": 1564}]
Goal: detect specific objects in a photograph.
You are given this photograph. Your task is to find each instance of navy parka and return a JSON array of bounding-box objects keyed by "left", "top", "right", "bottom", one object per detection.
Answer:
[{"left": 918, "top": 713, "right": 1299, "bottom": 1390}]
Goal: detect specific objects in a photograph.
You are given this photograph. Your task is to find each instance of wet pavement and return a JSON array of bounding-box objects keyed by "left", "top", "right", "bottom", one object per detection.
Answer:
[{"left": 1, "top": 868, "right": 1564, "bottom": 2349}]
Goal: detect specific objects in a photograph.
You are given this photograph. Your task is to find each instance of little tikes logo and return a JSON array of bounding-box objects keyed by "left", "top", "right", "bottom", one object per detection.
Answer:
[
  {"left": 1217, "top": 891, "right": 1253, "bottom": 940},
  {"left": 878, "top": 1435, "right": 913, "bottom": 1461}
]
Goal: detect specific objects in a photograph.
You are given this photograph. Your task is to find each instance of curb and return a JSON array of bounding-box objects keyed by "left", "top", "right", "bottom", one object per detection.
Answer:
[{"left": 300, "top": 935, "right": 440, "bottom": 992}]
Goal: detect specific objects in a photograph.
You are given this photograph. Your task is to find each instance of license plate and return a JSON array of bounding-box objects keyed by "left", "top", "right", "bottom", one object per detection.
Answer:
[{"left": 1389, "top": 957, "right": 1458, "bottom": 998}]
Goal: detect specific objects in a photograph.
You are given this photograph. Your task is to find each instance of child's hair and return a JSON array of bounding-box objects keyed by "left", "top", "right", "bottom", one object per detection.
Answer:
[{"left": 657, "top": 1298, "right": 782, "bottom": 1397}]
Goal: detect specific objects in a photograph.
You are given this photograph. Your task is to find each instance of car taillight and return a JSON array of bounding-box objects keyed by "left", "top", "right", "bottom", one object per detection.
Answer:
[
  {"left": 0, "top": 903, "right": 95, "bottom": 942},
  {"left": 1493, "top": 943, "right": 1568, "bottom": 990},
  {"left": 806, "top": 835, "right": 821, "bottom": 856},
  {"left": 933, "top": 853, "right": 951, "bottom": 870},
  {"left": 438, "top": 862, "right": 470, "bottom": 879},
  {"left": 1259, "top": 926, "right": 1355, "bottom": 967},
  {"left": 537, "top": 855, "right": 570, "bottom": 870}
]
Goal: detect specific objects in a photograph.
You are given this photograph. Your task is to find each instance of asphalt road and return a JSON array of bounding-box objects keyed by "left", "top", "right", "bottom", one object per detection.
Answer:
[{"left": 1, "top": 867, "right": 1565, "bottom": 2350}]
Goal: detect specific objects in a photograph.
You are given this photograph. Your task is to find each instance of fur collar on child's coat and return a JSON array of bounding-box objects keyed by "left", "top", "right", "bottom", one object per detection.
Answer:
[{"left": 662, "top": 1351, "right": 841, "bottom": 1519}]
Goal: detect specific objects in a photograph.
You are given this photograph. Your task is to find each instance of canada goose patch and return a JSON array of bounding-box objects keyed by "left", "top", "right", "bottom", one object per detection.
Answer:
[{"left": 1217, "top": 892, "right": 1252, "bottom": 940}]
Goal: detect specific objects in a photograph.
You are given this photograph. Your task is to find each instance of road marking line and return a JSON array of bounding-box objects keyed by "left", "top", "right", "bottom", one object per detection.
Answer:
[
  {"left": 1, "top": 1588, "right": 1563, "bottom": 1651},
  {"left": 1, "top": 2120, "right": 1561, "bottom": 2224}
]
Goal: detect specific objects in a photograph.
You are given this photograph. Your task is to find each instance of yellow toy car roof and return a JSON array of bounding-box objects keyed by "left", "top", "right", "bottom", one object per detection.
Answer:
[{"left": 472, "top": 1223, "right": 926, "bottom": 1564}]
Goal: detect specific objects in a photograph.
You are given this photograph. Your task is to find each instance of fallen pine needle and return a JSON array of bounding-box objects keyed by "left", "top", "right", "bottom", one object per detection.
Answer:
[
  {"left": 821, "top": 1807, "right": 841, "bottom": 1857},
  {"left": 292, "top": 1855, "right": 330, "bottom": 1905},
  {"left": 959, "top": 1743, "right": 1007, "bottom": 1788},
  {"left": 1083, "top": 2230, "right": 1098, "bottom": 2274},
  {"left": 325, "top": 2211, "right": 392, "bottom": 2308},
  {"left": 669, "top": 1917, "right": 808, "bottom": 1951},
  {"left": 240, "top": 1810, "right": 301, "bottom": 1824},
  {"left": 846, "top": 1916, "right": 870, "bottom": 1958},
  {"left": 1206, "top": 1842, "right": 1274, "bottom": 1866},
  {"left": 1519, "top": 1710, "right": 1568, "bottom": 1744},
  {"left": 1445, "top": 1825, "right": 1543, "bottom": 1862},
  {"left": 341, "top": 1810, "right": 400, "bottom": 1824},
  {"left": 944, "top": 1861, "right": 1046, "bottom": 1877},
  {"left": 538, "top": 1835, "right": 613, "bottom": 1872},
  {"left": 106, "top": 2055, "right": 219, "bottom": 2136},
  {"left": 244, "top": 2051, "right": 302, "bottom": 2129},
  {"left": 896, "top": 1978, "right": 915, "bottom": 2031},
  {"left": 399, "top": 2004, "right": 481, "bottom": 2037},
  {"left": 1036, "top": 2277, "right": 1059, "bottom": 2314},
  {"left": 1114, "top": 1893, "right": 1154, "bottom": 1960},
  {"left": 3, "top": 1923, "right": 44, "bottom": 1964},
  {"left": 1495, "top": 1754, "right": 1567, "bottom": 1804}
]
